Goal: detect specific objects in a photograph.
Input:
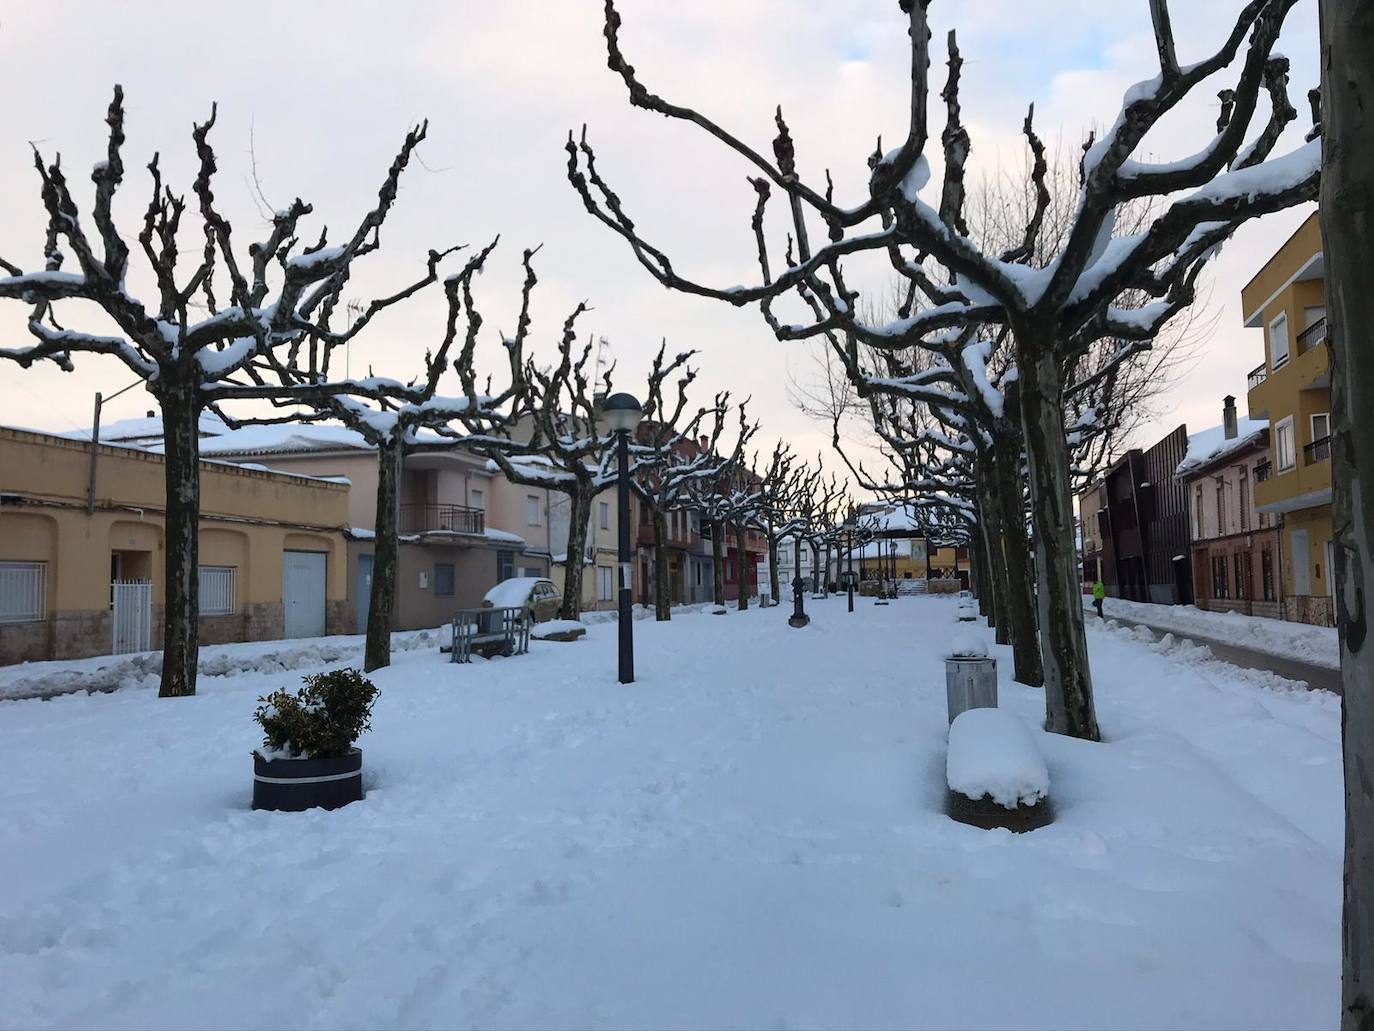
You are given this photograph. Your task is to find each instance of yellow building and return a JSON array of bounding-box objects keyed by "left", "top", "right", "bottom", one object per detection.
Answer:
[
  {"left": 1242, "top": 211, "right": 1334, "bottom": 625},
  {"left": 0, "top": 427, "right": 350, "bottom": 664}
]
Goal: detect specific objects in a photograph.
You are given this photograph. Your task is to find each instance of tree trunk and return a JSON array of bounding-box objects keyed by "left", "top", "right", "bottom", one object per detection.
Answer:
[
  {"left": 711, "top": 518, "right": 726, "bottom": 607},
  {"left": 1017, "top": 338, "right": 1099, "bottom": 740},
  {"left": 992, "top": 435, "right": 1044, "bottom": 688},
  {"left": 560, "top": 488, "right": 593, "bottom": 620},
  {"left": 974, "top": 479, "right": 1008, "bottom": 639},
  {"left": 157, "top": 386, "right": 201, "bottom": 698},
  {"left": 810, "top": 541, "right": 822, "bottom": 595},
  {"left": 364, "top": 439, "right": 402, "bottom": 672},
  {"left": 652, "top": 507, "right": 671, "bottom": 620},
  {"left": 736, "top": 521, "right": 749, "bottom": 610},
  {"left": 1319, "top": 6, "right": 1374, "bottom": 1023}
]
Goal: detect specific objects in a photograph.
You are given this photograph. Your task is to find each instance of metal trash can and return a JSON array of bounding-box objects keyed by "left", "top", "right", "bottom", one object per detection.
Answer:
[{"left": 945, "top": 635, "right": 997, "bottom": 724}]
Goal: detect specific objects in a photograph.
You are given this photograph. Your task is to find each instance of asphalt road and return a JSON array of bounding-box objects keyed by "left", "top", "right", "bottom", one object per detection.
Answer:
[{"left": 1098, "top": 613, "right": 1342, "bottom": 694}]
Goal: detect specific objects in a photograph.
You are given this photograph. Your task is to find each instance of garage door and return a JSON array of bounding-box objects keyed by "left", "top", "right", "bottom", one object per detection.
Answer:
[{"left": 283, "top": 551, "right": 327, "bottom": 639}]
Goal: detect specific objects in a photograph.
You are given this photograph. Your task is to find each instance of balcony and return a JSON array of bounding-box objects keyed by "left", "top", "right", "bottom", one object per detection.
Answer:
[
  {"left": 1247, "top": 362, "right": 1268, "bottom": 390},
  {"left": 1255, "top": 460, "right": 1272, "bottom": 483},
  {"left": 399, "top": 503, "right": 485, "bottom": 536},
  {"left": 1304, "top": 435, "right": 1331, "bottom": 466},
  {"left": 1297, "top": 317, "right": 1327, "bottom": 355}
]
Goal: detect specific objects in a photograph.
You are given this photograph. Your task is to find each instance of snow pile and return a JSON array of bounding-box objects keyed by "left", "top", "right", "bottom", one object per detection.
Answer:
[
  {"left": 1089, "top": 594, "right": 1338, "bottom": 669},
  {"left": 1175, "top": 418, "right": 1269, "bottom": 476},
  {"left": 531, "top": 620, "right": 587, "bottom": 640},
  {"left": 946, "top": 708, "right": 1049, "bottom": 809},
  {"left": 482, "top": 578, "right": 544, "bottom": 608},
  {"left": 948, "top": 631, "right": 988, "bottom": 658}
]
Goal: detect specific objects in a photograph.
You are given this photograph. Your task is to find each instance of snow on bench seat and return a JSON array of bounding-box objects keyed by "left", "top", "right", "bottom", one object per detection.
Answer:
[
  {"left": 946, "top": 708, "right": 1052, "bottom": 831},
  {"left": 531, "top": 620, "right": 587, "bottom": 642}
]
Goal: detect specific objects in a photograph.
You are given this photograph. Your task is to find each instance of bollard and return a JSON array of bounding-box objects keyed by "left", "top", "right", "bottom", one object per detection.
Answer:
[{"left": 944, "top": 634, "right": 997, "bottom": 724}]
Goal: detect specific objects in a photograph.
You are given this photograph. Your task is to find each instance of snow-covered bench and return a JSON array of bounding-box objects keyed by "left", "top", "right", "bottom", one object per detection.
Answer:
[
  {"left": 945, "top": 708, "right": 1052, "bottom": 832},
  {"left": 531, "top": 619, "right": 587, "bottom": 643}
]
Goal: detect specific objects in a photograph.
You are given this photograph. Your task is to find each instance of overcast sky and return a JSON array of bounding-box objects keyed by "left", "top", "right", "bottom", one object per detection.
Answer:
[{"left": 0, "top": 1, "right": 1318, "bottom": 477}]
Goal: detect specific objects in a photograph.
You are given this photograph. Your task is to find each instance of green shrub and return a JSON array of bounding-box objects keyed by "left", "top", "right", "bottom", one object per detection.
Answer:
[{"left": 253, "top": 668, "right": 378, "bottom": 760}]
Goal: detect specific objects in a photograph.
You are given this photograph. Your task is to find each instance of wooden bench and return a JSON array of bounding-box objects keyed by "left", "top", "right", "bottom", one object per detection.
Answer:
[{"left": 448, "top": 606, "right": 530, "bottom": 663}]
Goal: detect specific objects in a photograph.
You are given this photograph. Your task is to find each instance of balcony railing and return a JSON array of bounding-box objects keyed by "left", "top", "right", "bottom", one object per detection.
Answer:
[
  {"left": 1297, "top": 317, "right": 1327, "bottom": 355},
  {"left": 1255, "top": 460, "right": 1272, "bottom": 483},
  {"left": 1247, "top": 362, "right": 1268, "bottom": 390},
  {"left": 1304, "top": 435, "right": 1331, "bottom": 466},
  {"left": 399, "top": 503, "right": 485, "bottom": 536}
]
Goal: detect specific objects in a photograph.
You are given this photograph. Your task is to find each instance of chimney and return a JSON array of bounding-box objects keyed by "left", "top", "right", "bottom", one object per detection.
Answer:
[
  {"left": 146, "top": 410, "right": 156, "bottom": 419},
  {"left": 1222, "top": 395, "right": 1238, "bottom": 440}
]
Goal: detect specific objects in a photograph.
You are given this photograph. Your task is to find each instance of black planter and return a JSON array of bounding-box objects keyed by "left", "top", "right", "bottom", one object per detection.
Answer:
[{"left": 252, "top": 748, "right": 364, "bottom": 812}]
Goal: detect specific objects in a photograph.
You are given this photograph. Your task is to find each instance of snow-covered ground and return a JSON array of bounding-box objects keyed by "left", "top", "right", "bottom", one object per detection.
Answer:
[
  {"left": 0, "top": 597, "right": 1342, "bottom": 1029},
  {"left": 1089, "top": 593, "right": 1340, "bottom": 669}
]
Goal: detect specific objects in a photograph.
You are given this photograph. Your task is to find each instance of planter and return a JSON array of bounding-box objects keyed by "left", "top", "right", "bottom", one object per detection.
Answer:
[{"left": 252, "top": 748, "right": 364, "bottom": 812}]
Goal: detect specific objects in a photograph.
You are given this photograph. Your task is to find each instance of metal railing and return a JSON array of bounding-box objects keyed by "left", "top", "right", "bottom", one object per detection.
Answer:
[
  {"left": 1304, "top": 435, "right": 1331, "bottom": 465},
  {"left": 0, "top": 560, "right": 46, "bottom": 623},
  {"left": 399, "top": 503, "right": 485, "bottom": 535},
  {"left": 1297, "top": 317, "right": 1327, "bottom": 355},
  {"left": 198, "top": 565, "right": 237, "bottom": 616},
  {"left": 1247, "top": 362, "right": 1268, "bottom": 390},
  {"left": 1255, "top": 460, "right": 1272, "bottom": 483}
]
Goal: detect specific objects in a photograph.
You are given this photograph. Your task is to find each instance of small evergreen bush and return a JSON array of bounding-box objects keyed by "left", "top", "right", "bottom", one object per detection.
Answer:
[{"left": 253, "top": 668, "right": 378, "bottom": 760}]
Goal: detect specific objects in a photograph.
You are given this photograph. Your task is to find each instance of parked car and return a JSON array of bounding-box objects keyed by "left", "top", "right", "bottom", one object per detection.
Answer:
[{"left": 482, "top": 577, "right": 561, "bottom": 625}]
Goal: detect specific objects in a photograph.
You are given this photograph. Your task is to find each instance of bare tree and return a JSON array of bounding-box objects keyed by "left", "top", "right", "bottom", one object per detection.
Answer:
[
  {"left": 633, "top": 343, "right": 729, "bottom": 620},
  {"left": 685, "top": 402, "right": 757, "bottom": 608},
  {"left": 749, "top": 442, "right": 802, "bottom": 606},
  {"left": 570, "top": 0, "right": 1317, "bottom": 740},
  {"left": 0, "top": 88, "right": 458, "bottom": 697},
  {"left": 1318, "top": 1, "right": 1374, "bottom": 1023}
]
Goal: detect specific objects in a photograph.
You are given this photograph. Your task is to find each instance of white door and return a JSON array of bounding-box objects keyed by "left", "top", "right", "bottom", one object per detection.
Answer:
[
  {"left": 1292, "top": 529, "right": 1311, "bottom": 595},
  {"left": 283, "top": 551, "right": 327, "bottom": 639},
  {"left": 112, "top": 580, "right": 153, "bottom": 654}
]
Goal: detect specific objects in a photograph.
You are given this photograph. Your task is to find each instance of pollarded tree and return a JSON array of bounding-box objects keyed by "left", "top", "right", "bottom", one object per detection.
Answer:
[
  {"left": 0, "top": 88, "right": 452, "bottom": 697},
  {"left": 569, "top": 0, "right": 1318, "bottom": 740},
  {"left": 749, "top": 442, "right": 801, "bottom": 607},
  {"left": 685, "top": 402, "right": 758, "bottom": 609},
  {"left": 634, "top": 346, "right": 732, "bottom": 620},
  {"left": 222, "top": 244, "right": 536, "bottom": 672}
]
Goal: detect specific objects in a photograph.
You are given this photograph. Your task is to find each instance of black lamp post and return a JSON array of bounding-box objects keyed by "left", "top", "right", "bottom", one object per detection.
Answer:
[
  {"left": 602, "top": 392, "right": 643, "bottom": 684},
  {"left": 844, "top": 514, "right": 856, "bottom": 613}
]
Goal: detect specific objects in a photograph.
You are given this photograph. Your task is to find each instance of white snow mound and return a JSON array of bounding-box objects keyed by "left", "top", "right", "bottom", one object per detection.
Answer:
[
  {"left": 948, "top": 632, "right": 988, "bottom": 659},
  {"left": 947, "top": 708, "right": 1049, "bottom": 809}
]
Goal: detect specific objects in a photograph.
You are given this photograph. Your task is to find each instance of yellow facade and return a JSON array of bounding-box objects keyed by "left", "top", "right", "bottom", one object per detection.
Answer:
[
  {"left": 0, "top": 428, "right": 350, "bottom": 663},
  {"left": 1241, "top": 211, "right": 1334, "bottom": 625}
]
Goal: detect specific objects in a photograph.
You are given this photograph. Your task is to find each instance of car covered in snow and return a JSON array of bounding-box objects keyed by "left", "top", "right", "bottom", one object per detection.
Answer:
[{"left": 482, "top": 577, "right": 561, "bottom": 625}]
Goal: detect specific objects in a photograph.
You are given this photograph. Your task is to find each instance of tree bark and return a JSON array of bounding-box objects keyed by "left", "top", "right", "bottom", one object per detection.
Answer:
[
  {"left": 767, "top": 527, "right": 781, "bottom": 607},
  {"left": 1017, "top": 336, "right": 1099, "bottom": 739},
  {"left": 653, "top": 507, "right": 671, "bottom": 620},
  {"left": 974, "top": 478, "right": 1008, "bottom": 640},
  {"left": 1319, "top": 4, "right": 1374, "bottom": 1023},
  {"left": 711, "top": 518, "right": 726, "bottom": 607},
  {"left": 560, "top": 488, "right": 594, "bottom": 620},
  {"left": 364, "top": 439, "right": 403, "bottom": 673},
  {"left": 156, "top": 385, "right": 201, "bottom": 698},
  {"left": 810, "top": 541, "right": 822, "bottom": 595},
  {"left": 736, "top": 520, "right": 749, "bottom": 610},
  {"left": 992, "top": 436, "right": 1044, "bottom": 688}
]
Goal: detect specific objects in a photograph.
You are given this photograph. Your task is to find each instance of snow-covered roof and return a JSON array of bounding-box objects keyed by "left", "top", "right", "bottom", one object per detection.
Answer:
[
  {"left": 60, "top": 410, "right": 229, "bottom": 444},
  {"left": 189, "top": 421, "right": 451, "bottom": 458},
  {"left": 1175, "top": 418, "right": 1269, "bottom": 478}
]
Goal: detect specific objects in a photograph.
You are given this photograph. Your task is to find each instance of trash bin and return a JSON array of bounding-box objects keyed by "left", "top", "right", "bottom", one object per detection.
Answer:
[{"left": 945, "top": 634, "right": 997, "bottom": 724}]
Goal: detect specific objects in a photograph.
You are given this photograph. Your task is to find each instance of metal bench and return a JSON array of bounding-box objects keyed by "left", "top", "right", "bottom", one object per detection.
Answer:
[{"left": 449, "top": 606, "right": 530, "bottom": 663}]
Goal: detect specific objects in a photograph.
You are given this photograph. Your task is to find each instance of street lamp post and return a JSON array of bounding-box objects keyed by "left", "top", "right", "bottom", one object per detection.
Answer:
[
  {"left": 844, "top": 514, "right": 856, "bottom": 613},
  {"left": 602, "top": 392, "right": 643, "bottom": 684}
]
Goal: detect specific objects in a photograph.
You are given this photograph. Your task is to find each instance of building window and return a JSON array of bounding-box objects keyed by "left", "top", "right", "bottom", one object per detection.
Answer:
[
  {"left": 1269, "top": 311, "right": 1290, "bottom": 369},
  {"left": 1238, "top": 471, "right": 1249, "bottom": 532},
  {"left": 434, "top": 562, "right": 455, "bottom": 597},
  {"left": 1215, "top": 479, "right": 1226, "bottom": 535},
  {"left": 1212, "top": 555, "right": 1229, "bottom": 599},
  {"left": 0, "top": 561, "right": 46, "bottom": 623},
  {"left": 1262, "top": 549, "right": 1276, "bottom": 602},
  {"left": 198, "top": 565, "right": 237, "bottom": 616},
  {"left": 1312, "top": 412, "right": 1330, "bottom": 444},
  {"left": 596, "top": 566, "right": 614, "bottom": 602},
  {"left": 470, "top": 488, "right": 484, "bottom": 510},
  {"left": 497, "top": 549, "right": 515, "bottom": 583},
  {"left": 1274, "top": 416, "right": 1296, "bottom": 472},
  {"left": 1233, "top": 554, "right": 1246, "bottom": 600},
  {"left": 725, "top": 557, "right": 735, "bottom": 582},
  {"left": 600, "top": 501, "right": 610, "bottom": 530},
  {"left": 526, "top": 495, "right": 541, "bottom": 526},
  {"left": 1194, "top": 485, "right": 1205, "bottom": 539}
]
